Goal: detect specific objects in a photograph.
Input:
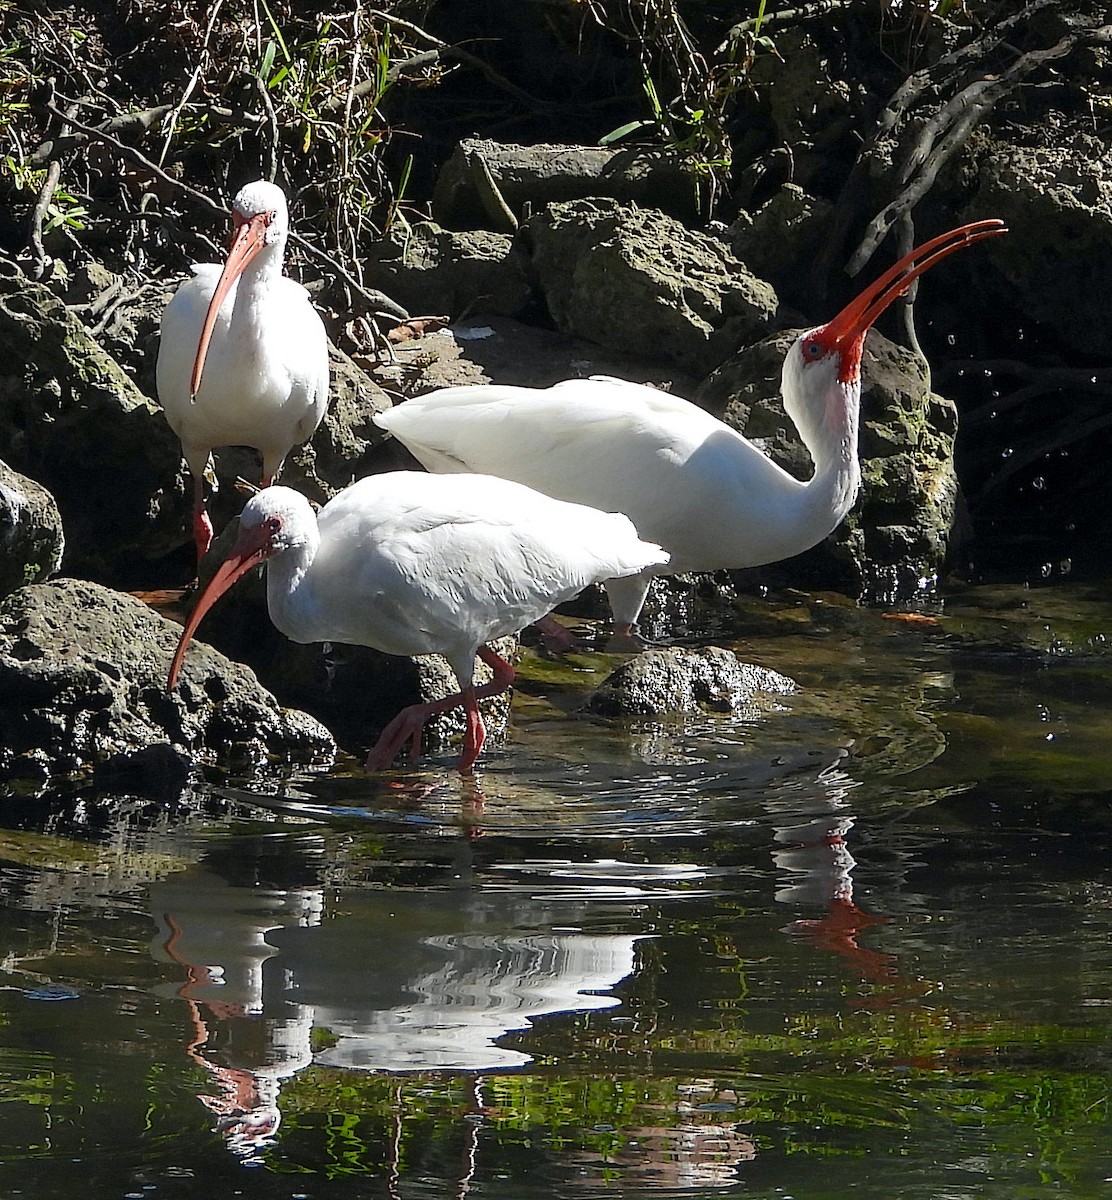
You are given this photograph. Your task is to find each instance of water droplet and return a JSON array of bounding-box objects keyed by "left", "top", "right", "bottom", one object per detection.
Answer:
[
  {"left": 1091, "top": 376, "right": 1099, "bottom": 384},
  {"left": 1032, "top": 476, "right": 1046, "bottom": 490},
  {"left": 1060, "top": 558, "right": 1072, "bottom": 575},
  {"left": 956, "top": 367, "right": 965, "bottom": 377},
  {"left": 983, "top": 368, "right": 992, "bottom": 378},
  {"left": 1001, "top": 447, "right": 1014, "bottom": 459},
  {"left": 991, "top": 389, "right": 1000, "bottom": 398},
  {"left": 946, "top": 333, "right": 956, "bottom": 345},
  {"left": 1040, "top": 562, "right": 1053, "bottom": 578}
]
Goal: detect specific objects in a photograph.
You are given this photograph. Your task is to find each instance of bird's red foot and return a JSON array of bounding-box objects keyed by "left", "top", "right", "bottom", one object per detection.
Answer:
[
  {"left": 534, "top": 613, "right": 589, "bottom": 655},
  {"left": 365, "top": 705, "right": 429, "bottom": 771},
  {"left": 605, "top": 623, "right": 650, "bottom": 653}
]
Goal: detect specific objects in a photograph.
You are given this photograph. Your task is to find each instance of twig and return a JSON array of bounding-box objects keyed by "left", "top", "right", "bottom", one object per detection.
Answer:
[
  {"left": 715, "top": 0, "right": 854, "bottom": 53},
  {"left": 467, "top": 148, "right": 517, "bottom": 233},
  {"left": 845, "top": 21, "right": 1112, "bottom": 277},
  {"left": 43, "top": 100, "right": 227, "bottom": 217},
  {"left": 29, "top": 160, "right": 62, "bottom": 279},
  {"left": 40, "top": 105, "right": 408, "bottom": 324}
]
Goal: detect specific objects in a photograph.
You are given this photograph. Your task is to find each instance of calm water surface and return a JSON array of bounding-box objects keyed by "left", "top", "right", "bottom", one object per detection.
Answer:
[{"left": 2, "top": 582, "right": 1112, "bottom": 1199}]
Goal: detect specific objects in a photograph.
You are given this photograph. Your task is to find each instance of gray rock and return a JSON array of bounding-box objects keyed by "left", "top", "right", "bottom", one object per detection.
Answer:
[
  {"left": 969, "top": 135, "right": 1112, "bottom": 356},
  {"left": 433, "top": 138, "right": 700, "bottom": 228},
  {"left": 0, "top": 578, "right": 335, "bottom": 780},
  {"left": 585, "top": 646, "right": 796, "bottom": 717},
  {"left": 364, "top": 223, "right": 532, "bottom": 320},
  {"left": 0, "top": 261, "right": 185, "bottom": 576},
  {"left": 526, "top": 199, "right": 779, "bottom": 373},
  {"left": 697, "top": 328, "right": 959, "bottom": 600},
  {"left": 729, "top": 185, "right": 835, "bottom": 310},
  {"left": 0, "top": 460, "right": 64, "bottom": 598}
]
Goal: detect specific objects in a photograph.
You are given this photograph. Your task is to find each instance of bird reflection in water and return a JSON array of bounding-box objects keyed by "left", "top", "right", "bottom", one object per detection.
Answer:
[
  {"left": 151, "top": 876, "right": 320, "bottom": 1164},
  {"left": 769, "top": 759, "right": 903, "bottom": 994}
]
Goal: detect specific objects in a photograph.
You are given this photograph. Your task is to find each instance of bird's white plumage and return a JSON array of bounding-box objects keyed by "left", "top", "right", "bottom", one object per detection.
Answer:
[
  {"left": 374, "top": 367, "right": 859, "bottom": 626},
  {"left": 156, "top": 181, "right": 329, "bottom": 556},
  {"left": 248, "top": 473, "right": 668, "bottom": 691}
]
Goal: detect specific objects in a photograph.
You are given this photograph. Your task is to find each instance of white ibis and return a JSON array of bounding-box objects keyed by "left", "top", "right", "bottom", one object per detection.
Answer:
[
  {"left": 156, "top": 180, "right": 329, "bottom": 565},
  {"left": 167, "top": 472, "right": 668, "bottom": 772},
  {"left": 375, "top": 220, "right": 1006, "bottom": 640}
]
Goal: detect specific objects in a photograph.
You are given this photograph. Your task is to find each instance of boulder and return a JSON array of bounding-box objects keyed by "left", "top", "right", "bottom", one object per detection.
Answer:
[
  {"left": 585, "top": 646, "right": 796, "bottom": 717},
  {"left": 697, "top": 328, "right": 959, "bottom": 600},
  {"left": 0, "top": 260, "right": 185, "bottom": 579},
  {"left": 0, "top": 578, "right": 335, "bottom": 781},
  {"left": 525, "top": 199, "right": 779, "bottom": 374},
  {"left": 432, "top": 138, "right": 700, "bottom": 228},
  {"left": 968, "top": 135, "right": 1112, "bottom": 356},
  {"left": 729, "top": 185, "right": 835, "bottom": 311},
  {"left": 364, "top": 223, "right": 532, "bottom": 320},
  {"left": 0, "top": 460, "right": 64, "bottom": 598}
]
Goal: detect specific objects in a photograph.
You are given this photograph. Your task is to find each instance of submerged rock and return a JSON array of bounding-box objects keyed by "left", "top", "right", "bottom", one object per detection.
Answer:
[
  {"left": 585, "top": 646, "right": 796, "bottom": 717},
  {"left": 0, "top": 578, "right": 335, "bottom": 781},
  {"left": 0, "top": 460, "right": 64, "bottom": 599}
]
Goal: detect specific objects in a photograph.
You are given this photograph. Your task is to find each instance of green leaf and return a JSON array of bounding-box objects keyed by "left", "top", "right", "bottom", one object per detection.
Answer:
[{"left": 599, "top": 118, "right": 655, "bottom": 146}]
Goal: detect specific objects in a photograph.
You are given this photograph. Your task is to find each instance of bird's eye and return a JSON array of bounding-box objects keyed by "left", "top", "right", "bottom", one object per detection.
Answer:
[
  {"left": 802, "top": 339, "right": 824, "bottom": 361},
  {"left": 264, "top": 516, "right": 281, "bottom": 535}
]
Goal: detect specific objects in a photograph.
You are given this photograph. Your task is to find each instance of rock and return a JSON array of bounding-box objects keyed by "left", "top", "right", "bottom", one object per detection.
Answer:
[
  {"left": 585, "top": 646, "right": 796, "bottom": 717},
  {"left": 0, "top": 578, "right": 335, "bottom": 780},
  {"left": 0, "top": 460, "right": 64, "bottom": 599},
  {"left": 0, "top": 260, "right": 185, "bottom": 579},
  {"left": 432, "top": 138, "right": 700, "bottom": 228},
  {"left": 697, "top": 328, "right": 959, "bottom": 600},
  {"left": 968, "top": 135, "right": 1112, "bottom": 356},
  {"left": 364, "top": 223, "right": 532, "bottom": 320},
  {"left": 377, "top": 313, "right": 697, "bottom": 397},
  {"left": 729, "top": 185, "right": 835, "bottom": 311},
  {"left": 525, "top": 199, "right": 779, "bottom": 374}
]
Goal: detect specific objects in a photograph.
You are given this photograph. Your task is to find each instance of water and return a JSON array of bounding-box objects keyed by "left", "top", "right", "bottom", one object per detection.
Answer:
[{"left": 2, "top": 582, "right": 1112, "bottom": 1199}]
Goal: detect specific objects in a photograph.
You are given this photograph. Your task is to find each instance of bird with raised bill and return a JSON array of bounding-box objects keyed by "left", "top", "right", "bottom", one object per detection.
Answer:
[
  {"left": 157, "top": 180, "right": 329, "bottom": 566},
  {"left": 167, "top": 472, "right": 669, "bottom": 772},
  {"left": 375, "top": 220, "right": 1006, "bottom": 643}
]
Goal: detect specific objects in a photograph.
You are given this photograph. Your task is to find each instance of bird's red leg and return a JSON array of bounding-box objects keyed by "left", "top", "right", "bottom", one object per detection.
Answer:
[
  {"left": 192, "top": 475, "right": 214, "bottom": 566},
  {"left": 364, "top": 646, "right": 516, "bottom": 773}
]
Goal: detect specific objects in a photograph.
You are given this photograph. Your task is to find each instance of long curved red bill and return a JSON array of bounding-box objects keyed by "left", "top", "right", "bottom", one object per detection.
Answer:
[
  {"left": 189, "top": 211, "right": 271, "bottom": 398},
  {"left": 823, "top": 220, "right": 1007, "bottom": 379},
  {"left": 167, "top": 524, "right": 272, "bottom": 690}
]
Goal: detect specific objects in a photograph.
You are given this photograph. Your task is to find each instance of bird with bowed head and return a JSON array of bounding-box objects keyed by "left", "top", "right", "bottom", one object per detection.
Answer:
[
  {"left": 167, "top": 472, "right": 669, "bottom": 772},
  {"left": 375, "top": 220, "right": 1006, "bottom": 643},
  {"left": 157, "top": 180, "right": 329, "bottom": 567}
]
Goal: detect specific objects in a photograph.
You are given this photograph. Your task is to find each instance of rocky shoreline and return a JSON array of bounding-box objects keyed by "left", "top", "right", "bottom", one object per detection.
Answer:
[{"left": 1, "top": 3, "right": 1109, "bottom": 789}]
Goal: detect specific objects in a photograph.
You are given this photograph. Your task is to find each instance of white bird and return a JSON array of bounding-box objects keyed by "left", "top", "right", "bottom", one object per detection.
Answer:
[
  {"left": 167, "top": 473, "right": 668, "bottom": 772},
  {"left": 375, "top": 220, "right": 1006, "bottom": 642},
  {"left": 156, "top": 180, "right": 330, "bottom": 566}
]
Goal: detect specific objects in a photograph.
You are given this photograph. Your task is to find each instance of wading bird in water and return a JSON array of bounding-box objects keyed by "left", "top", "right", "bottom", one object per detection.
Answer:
[
  {"left": 167, "top": 473, "right": 668, "bottom": 772},
  {"left": 376, "top": 220, "right": 1006, "bottom": 643},
  {"left": 156, "top": 180, "right": 329, "bottom": 565}
]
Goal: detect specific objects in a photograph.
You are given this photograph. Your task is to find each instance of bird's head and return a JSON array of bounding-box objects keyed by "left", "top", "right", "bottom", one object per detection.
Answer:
[
  {"left": 782, "top": 219, "right": 1007, "bottom": 435},
  {"left": 189, "top": 180, "right": 291, "bottom": 398},
  {"left": 230, "top": 179, "right": 290, "bottom": 249},
  {"left": 167, "top": 486, "right": 313, "bottom": 690}
]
